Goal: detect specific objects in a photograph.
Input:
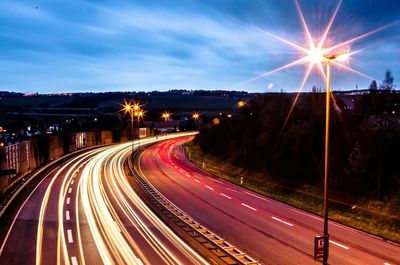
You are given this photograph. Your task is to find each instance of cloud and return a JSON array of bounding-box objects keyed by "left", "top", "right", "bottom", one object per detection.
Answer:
[{"left": 0, "top": 0, "right": 398, "bottom": 92}]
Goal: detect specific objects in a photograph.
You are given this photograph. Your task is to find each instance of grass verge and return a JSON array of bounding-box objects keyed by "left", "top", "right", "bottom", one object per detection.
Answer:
[{"left": 184, "top": 141, "right": 400, "bottom": 243}]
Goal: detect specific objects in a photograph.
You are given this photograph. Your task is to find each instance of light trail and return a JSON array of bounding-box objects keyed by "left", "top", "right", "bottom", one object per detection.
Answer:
[
  {"left": 75, "top": 133, "right": 207, "bottom": 265},
  {"left": 34, "top": 132, "right": 202, "bottom": 265}
]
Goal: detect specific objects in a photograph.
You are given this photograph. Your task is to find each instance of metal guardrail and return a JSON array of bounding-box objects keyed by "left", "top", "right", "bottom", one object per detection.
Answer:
[{"left": 128, "top": 149, "right": 260, "bottom": 265}]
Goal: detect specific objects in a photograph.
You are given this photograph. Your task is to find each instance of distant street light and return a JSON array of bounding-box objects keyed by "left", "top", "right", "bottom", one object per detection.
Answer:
[
  {"left": 321, "top": 51, "right": 349, "bottom": 265},
  {"left": 238, "top": 100, "right": 246, "bottom": 108},
  {"left": 162, "top": 111, "right": 171, "bottom": 122},
  {"left": 122, "top": 102, "right": 135, "bottom": 153},
  {"left": 192, "top": 112, "right": 199, "bottom": 121},
  {"left": 122, "top": 100, "right": 144, "bottom": 152},
  {"left": 134, "top": 109, "right": 144, "bottom": 148}
]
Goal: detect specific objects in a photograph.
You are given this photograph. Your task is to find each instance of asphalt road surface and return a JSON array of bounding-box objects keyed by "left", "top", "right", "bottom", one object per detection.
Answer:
[
  {"left": 137, "top": 136, "right": 400, "bottom": 265},
  {"left": 0, "top": 133, "right": 208, "bottom": 265}
]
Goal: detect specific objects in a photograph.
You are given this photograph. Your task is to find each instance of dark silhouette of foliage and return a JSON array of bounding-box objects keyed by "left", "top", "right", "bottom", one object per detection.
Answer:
[{"left": 196, "top": 91, "right": 400, "bottom": 199}]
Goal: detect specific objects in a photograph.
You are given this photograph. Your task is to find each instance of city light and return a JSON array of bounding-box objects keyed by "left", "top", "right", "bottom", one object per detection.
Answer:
[
  {"left": 238, "top": 101, "right": 246, "bottom": 108},
  {"left": 162, "top": 111, "right": 171, "bottom": 122},
  {"left": 192, "top": 112, "right": 200, "bottom": 121}
]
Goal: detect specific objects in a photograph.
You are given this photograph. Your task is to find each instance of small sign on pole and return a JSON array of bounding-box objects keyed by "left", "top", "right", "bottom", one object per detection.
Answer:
[{"left": 314, "top": 235, "right": 328, "bottom": 260}]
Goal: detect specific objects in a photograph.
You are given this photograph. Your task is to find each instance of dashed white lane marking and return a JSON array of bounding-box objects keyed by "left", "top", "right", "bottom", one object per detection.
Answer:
[
  {"left": 68, "top": 188, "right": 72, "bottom": 194},
  {"left": 194, "top": 179, "right": 201, "bottom": 183},
  {"left": 241, "top": 203, "right": 257, "bottom": 211},
  {"left": 205, "top": 185, "right": 214, "bottom": 191},
  {"left": 66, "top": 211, "right": 70, "bottom": 221},
  {"left": 245, "top": 191, "right": 271, "bottom": 202},
  {"left": 208, "top": 177, "right": 223, "bottom": 183},
  {"left": 178, "top": 169, "right": 183, "bottom": 173},
  {"left": 71, "top": 257, "right": 78, "bottom": 265},
  {"left": 384, "top": 263, "right": 391, "bottom": 265},
  {"left": 67, "top": 229, "right": 73, "bottom": 243},
  {"left": 290, "top": 209, "right": 322, "bottom": 221},
  {"left": 329, "top": 240, "right": 349, "bottom": 250},
  {"left": 66, "top": 197, "right": 71, "bottom": 205},
  {"left": 220, "top": 193, "right": 232, "bottom": 199},
  {"left": 185, "top": 174, "right": 191, "bottom": 178},
  {"left": 272, "top": 216, "right": 293, "bottom": 227},
  {"left": 71, "top": 180, "right": 74, "bottom": 185}
]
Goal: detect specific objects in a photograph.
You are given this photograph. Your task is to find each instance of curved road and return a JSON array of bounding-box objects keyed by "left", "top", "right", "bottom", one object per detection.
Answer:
[
  {"left": 137, "top": 136, "right": 400, "bottom": 265},
  {"left": 0, "top": 134, "right": 208, "bottom": 265}
]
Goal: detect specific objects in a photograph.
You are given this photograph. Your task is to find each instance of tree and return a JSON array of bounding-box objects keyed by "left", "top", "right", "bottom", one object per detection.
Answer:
[
  {"left": 368, "top": 80, "right": 378, "bottom": 91},
  {"left": 380, "top": 69, "right": 395, "bottom": 91}
]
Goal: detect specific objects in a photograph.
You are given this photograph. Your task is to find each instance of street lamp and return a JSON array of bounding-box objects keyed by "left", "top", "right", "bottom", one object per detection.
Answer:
[
  {"left": 162, "top": 111, "right": 171, "bottom": 122},
  {"left": 192, "top": 112, "right": 199, "bottom": 121},
  {"left": 321, "top": 51, "right": 349, "bottom": 265},
  {"left": 122, "top": 102, "right": 135, "bottom": 153},
  {"left": 238, "top": 100, "right": 246, "bottom": 108},
  {"left": 134, "top": 109, "right": 144, "bottom": 148}
]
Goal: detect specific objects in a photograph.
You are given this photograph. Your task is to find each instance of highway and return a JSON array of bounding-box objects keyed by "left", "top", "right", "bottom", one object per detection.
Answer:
[
  {"left": 137, "top": 136, "right": 400, "bottom": 265},
  {"left": 0, "top": 134, "right": 208, "bottom": 265}
]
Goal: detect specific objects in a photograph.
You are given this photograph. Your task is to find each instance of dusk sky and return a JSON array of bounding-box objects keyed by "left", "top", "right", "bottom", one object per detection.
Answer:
[{"left": 0, "top": 0, "right": 399, "bottom": 93}]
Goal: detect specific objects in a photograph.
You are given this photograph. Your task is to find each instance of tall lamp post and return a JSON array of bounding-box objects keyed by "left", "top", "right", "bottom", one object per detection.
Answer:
[
  {"left": 321, "top": 52, "right": 349, "bottom": 265},
  {"left": 123, "top": 103, "right": 134, "bottom": 153},
  {"left": 122, "top": 101, "right": 143, "bottom": 153},
  {"left": 192, "top": 112, "right": 199, "bottom": 129},
  {"left": 135, "top": 109, "right": 144, "bottom": 148},
  {"left": 162, "top": 111, "right": 171, "bottom": 139}
]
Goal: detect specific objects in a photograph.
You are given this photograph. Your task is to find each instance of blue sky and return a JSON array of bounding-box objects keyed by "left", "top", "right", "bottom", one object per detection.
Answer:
[{"left": 0, "top": 0, "right": 399, "bottom": 93}]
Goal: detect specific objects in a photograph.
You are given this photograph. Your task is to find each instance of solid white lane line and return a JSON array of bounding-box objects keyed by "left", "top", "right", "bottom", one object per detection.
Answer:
[
  {"left": 220, "top": 193, "right": 232, "bottom": 199},
  {"left": 71, "top": 256, "right": 78, "bottom": 265},
  {"left": 205, "top": 185, "right": 214, "bottom": 191},
  {"left": 272, "top": 216, "right": 293, "bottom": 227},
  {"left": 241, "top": 203, "right": 257, "bottom": 211},
  {"left": 208, "top": 177, "right": 223, "bottom": 184},
  {"left": 71, "top": 180, "right": 74, "bottom": 185},
  {"left": 67, "top": 229, "right": 73, "bottom": 243},
  {"left": 68, "top": 188, "right": 72, "bottom": 194},
  {"left": 329, "top": 240, "right": 349, "bottom": 250},
  {"left": 66, "top": 211, "right": 70, "bottom": 221},
  {"left": 227, "top": 187, "right": 241, "bottom": 194},
  {"left": 185, "top": 173, "right": 191, "bottom": 178},
  {"left": 290, "top": 209, "right": 322, "bottom": 221},
  {"left": 194, "top": 179, "right": 201, "bottom": 183},
  {"left": 245, "top": 191, "right": 271, "bottom": 202},
  {"left": 66, "top": 197, "right": 71, "bottom": 205}
]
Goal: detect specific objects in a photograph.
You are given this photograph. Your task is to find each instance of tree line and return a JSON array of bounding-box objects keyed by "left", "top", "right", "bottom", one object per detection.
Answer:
[{"left": 195, "top": 70, "right": 400, "bottom": 211}]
